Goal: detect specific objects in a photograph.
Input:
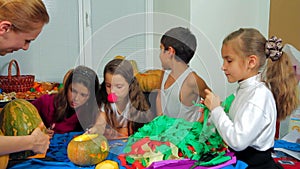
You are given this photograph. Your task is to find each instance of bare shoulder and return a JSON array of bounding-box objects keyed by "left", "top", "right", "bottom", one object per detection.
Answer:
[
  {"left": 186, "top": 72, "right": 210, "bottom": 98},
  {"left": 187, "top": 72, "right": 208, "bottom": 88}
]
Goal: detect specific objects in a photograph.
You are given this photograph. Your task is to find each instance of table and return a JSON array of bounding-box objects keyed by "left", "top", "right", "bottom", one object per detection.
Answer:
[
  {"left": 6, "top": 133, "right": 300, "bottom": 169},
  {"left": 7, "top": 132, "right": 245, "bottom": 169},
  {"left": 8, "top": 132, "right": 126, "bottom": 169}
]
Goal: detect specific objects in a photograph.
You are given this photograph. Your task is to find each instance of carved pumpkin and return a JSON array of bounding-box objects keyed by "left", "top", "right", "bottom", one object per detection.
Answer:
[
  {"left": 135, "top": 69, "right": 163, "bottom": 92},
  {"left": 67, "top": 134, "right": 109, "bottom": 166},
  {"left": 0, "top": 130, "right": 9, "bottom": 169}
]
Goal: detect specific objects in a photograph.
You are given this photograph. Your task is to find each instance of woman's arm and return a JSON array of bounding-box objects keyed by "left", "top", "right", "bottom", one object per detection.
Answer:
[{"left": 0, "top": 123, "right": 50, "bottom": 156}]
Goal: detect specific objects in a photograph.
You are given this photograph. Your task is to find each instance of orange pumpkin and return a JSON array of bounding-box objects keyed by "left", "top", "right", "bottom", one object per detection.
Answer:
[
  {"left": 0, "top": 130, "right": 9, "bottom": 169},
  {"left": 67, "top": 134, "right": 109, "bottom": 166},
  {"left": 95, "top": 160, "right": 119, "bottom": 169},
  {"left": 114, "top": 55, "right": 139, "bottom": 75},
  {"left": 135, "top": 69, "right": 163, "bottom": 92}
]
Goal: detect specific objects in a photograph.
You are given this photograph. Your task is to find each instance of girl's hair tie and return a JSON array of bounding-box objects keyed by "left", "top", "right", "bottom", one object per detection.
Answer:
[{"left": 265, "top": 36, "right": 283, "bottom": 61}]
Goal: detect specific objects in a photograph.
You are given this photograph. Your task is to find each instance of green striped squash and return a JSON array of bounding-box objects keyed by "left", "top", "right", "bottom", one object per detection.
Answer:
[{"left": 0, "top": 99, "right": 44, "bottom": 159}]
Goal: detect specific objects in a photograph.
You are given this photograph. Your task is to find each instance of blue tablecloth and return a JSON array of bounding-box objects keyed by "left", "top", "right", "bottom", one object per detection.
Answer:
[
  {"left": 8, "top": 132, "right": 246, "bottom": 169},
  {"left": 9, "top": 132, "right": 126, "bottom": 169}
]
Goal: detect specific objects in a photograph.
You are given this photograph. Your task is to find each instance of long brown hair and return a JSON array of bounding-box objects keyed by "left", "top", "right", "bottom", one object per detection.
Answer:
[
  {"left": 54, "top": 65, "right": 100, "bottom": 129},
  {"left": 99, "top": 58, "right": 152, "bottom": 135},
  {"left": 223, "top": 28, "right": 299, "bottom": 120},
  {"left": 0, "top": 0, "right": 49, "bottom": 32}
]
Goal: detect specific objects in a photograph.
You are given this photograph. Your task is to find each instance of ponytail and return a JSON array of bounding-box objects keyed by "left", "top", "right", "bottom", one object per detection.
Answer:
[{"left": 264, "top": 36, "right": 299, "bottom": 120}]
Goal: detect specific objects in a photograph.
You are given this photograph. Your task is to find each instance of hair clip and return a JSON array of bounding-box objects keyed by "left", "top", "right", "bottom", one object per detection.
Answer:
[
  {"left": 73, "top": 66, "right": 94, "bottom": 81},
  {"left": 265, "top": 36, "right": 283, "bottom": 61}
]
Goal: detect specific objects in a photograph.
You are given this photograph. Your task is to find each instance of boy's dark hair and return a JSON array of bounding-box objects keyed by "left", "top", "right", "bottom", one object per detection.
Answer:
[{"left": 161, "top": 27, "right": 197, "bottom": 64}]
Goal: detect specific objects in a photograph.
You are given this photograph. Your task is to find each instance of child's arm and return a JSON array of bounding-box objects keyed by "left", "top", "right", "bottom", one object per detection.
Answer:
[
  {"left": 86, "top": 112, "right": 106, "bottom": 134},
  {"left": 203, "top": 89, "right": 221, "bottom": 110},
  {"left": 156, "top": 90, "right": 163, "bottom": 116}
]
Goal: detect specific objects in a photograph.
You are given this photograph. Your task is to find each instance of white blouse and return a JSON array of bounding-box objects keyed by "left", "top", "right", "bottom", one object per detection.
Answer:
[
  {"left": 100, "top": 102, "right": 130, "bottom": 128},
  {"left": 210, "top": 74, "right": 277, "bottom": 151}
]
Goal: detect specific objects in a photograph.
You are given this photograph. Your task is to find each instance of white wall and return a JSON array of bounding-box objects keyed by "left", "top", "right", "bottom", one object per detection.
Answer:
[
  {"left": 190, "top": 0, "right": 270, "bottom": 99},
  {"left": 0, "top": 0, "right": 270, "bottom": 97},
  {"left": 0, "top": 0, "right": 80, "bottom": 82}
]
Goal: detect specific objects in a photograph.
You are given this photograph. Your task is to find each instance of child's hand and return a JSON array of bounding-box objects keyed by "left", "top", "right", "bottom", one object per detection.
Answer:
[
  {"left": 46, "top": 123, "right": 55, "bottom": 138},
  {"left": 204, "top": 89, "right": 220, "bottom": 111},
  {"left": 197, "top": 99, "right": 205, "bottom": 122},
  {"left": 84, "top": 126, "right": 100, "bottom": 134},
  {"left": 84, "top": 128, "right": 93, "bottom": 134}
]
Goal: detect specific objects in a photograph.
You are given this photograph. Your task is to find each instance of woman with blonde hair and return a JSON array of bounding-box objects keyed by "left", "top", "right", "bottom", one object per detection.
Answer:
[
  {"left": 0, "top": 0, "right": 49, "bottom": 56},
  {"left": 0, "top": 0, "right": 50, "bottom": 158}
]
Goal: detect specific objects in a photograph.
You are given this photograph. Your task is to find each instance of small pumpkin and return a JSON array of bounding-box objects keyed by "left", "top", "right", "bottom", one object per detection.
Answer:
[
  {"left": 114, "top": 55, "right": 139, "bottom": 75},
  {"left": 129, "top": 60, "right": 139, "bottom": 76},
  {"left": 95, "top": 160, "right": 119, "bottom": 169},
  {"left": 0, "top": 99, "right": 45, "bottom": 160},
  {"left": 67, "top": 134, "right": 109, "bottom": 166},
  {"left": 135, "top": 69, "right": 163, "bottom": 92},
  {"left": 0, "top": 130, "right": 9, "bottom": 169}
]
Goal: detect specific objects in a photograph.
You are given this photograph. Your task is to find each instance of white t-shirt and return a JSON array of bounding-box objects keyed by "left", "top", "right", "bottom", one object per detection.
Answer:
[{"left": 100, "top": 102, "right": 130, "bottom": 128}]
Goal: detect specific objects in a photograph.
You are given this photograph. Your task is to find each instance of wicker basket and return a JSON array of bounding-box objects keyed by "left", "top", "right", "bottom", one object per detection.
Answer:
[{"left": 0, "top": 59, "right": 35, "bottom": 93}]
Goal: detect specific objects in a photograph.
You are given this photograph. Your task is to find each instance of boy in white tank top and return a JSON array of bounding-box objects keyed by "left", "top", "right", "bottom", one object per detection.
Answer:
[{"left": 156, "top": 27, "right": 211, "bottom": 122}]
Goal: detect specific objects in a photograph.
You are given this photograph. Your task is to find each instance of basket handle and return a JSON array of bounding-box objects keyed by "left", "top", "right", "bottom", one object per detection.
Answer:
[{"left": 8, "top": 59, "right": 20, "bottom": 80}]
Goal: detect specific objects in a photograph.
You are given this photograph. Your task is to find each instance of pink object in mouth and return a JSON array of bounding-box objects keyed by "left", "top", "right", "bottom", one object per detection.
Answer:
[{"left": 107, "top": 93, "right": 118, "bottom": 103}]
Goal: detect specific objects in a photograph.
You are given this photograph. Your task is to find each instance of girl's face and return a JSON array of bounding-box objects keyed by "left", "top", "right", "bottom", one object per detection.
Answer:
[
  {"left": 105, "top": 73, "right": 129, "bottom": 103},
  {"left": 221, "top": 40, "right": 249, "bottom": 83},
  {"left": 67, "top": 82, "right": 90, "bottom": 109},
  {"left": 0, "top": 22, "right": 44, "bottom": 56}
]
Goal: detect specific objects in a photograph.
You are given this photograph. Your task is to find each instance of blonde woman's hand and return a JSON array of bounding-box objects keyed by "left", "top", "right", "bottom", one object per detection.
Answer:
[
  {"left": 204, "top": 89, "right": 221, "bottom": 111},
  {"left": 30, "top": 123, "right": 50, "bottom": 154}
]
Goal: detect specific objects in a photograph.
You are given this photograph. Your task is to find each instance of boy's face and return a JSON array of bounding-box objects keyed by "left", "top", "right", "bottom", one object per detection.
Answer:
[{"left": 159, "top": 44, "right": 171, "bottom": 70}]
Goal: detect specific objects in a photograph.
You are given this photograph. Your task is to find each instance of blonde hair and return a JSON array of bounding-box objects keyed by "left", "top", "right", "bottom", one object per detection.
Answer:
[
  {"left": 0, "top": 0, "right": 49, "bottom": 32},
  {"left": 223, "top": 28, "right": 299, "bottom": 120}
]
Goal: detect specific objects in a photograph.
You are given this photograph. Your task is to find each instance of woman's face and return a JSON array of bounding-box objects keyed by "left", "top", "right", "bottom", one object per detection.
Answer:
[
  {"left": 0, "top": 22, "right": 44, "bottom": 56},
  {"left": 105, "top": 73, "right": 130, "bottom": 103},
  {"left": 67, "top": 82, "right": 90, "bottom": 109}
]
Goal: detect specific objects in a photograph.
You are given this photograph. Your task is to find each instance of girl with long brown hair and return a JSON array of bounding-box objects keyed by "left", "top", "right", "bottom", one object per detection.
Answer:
[{"left": 88, "top": 58, "right": 154, "bottom": 139}]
